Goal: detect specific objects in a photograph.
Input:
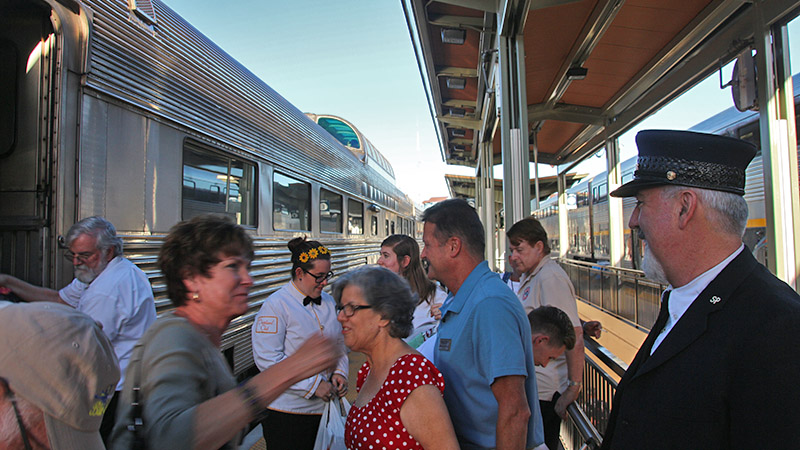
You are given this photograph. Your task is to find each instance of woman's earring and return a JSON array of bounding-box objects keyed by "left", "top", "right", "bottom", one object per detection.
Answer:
[{"left": 192, "top": 292, "right": 200, "bottom": 301}]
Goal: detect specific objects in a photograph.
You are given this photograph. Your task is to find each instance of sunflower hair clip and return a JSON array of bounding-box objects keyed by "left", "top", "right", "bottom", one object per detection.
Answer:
[{"left": 298, "top": 245, "right": 330, "bottom": 263}]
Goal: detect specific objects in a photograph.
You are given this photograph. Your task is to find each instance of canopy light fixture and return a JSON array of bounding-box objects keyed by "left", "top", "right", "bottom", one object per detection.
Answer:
[
  {"left": 452, "top": 144, "right": 466, "bottom": 152},
  {"left": 446, "top": 77, "right": 466, "bottom": 90},
  {"left": 566, "top": 66, "right": 588, "bottom": 80},
  {"left": 441, "top": 28, "right": 466, "bottom": 45},
  {"left": 448, "top": 108, "right": 466, "bottom": 118},
  {"left": 451, "top": 128, "right": 466, "bottom": 137}
]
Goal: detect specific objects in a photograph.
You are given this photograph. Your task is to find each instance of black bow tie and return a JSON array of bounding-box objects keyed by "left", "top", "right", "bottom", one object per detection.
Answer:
[{"left": 303, "top": 296, "right": 321, "bottom": 306}]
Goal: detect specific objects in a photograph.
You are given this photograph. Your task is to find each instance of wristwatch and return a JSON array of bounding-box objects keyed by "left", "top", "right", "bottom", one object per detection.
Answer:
[{"left": 567, "top": 380, "right": 582, "bottom": 388}]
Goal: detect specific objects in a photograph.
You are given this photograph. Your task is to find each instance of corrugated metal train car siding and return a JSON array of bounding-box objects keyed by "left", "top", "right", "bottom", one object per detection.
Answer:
[{"left": 122, "top": 235, "right": 383, "bottom": 376}]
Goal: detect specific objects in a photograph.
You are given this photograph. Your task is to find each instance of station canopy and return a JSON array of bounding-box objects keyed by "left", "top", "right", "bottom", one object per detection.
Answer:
[
  {"left": 445, "top": 172, "right": 585, "bottom": 205},
  {"left": 406, "top": 0, "right": 797, "bottom": 168}
]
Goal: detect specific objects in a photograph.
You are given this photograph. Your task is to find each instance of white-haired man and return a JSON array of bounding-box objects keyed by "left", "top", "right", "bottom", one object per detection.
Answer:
[
  {"left": 0, "top": 301, "right": 120, "bottom": 449},
  {"left": 600, "top": 130, "right": 800, "bottom": 449},
  {"left": 0, "top": 216, "right": 156, "bottom": 442}
]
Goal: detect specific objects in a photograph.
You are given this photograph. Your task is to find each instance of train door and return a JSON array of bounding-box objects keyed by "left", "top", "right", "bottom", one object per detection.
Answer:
[{"left": 0, "top": 1, "right": 61, "bottom": 286}]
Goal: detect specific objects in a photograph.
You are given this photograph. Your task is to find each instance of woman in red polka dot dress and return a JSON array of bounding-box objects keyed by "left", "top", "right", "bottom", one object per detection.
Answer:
[{"left": 332, "top": 266, "right": 458, "bottom": 450}]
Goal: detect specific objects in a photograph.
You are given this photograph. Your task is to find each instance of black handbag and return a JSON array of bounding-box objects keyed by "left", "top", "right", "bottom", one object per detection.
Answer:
[{"left": 125, "top": 342, "right": 147, "bottom": 450}]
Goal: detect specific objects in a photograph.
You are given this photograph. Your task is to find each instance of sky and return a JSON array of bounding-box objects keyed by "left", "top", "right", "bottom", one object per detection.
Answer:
[
  {"left": 162, "top": 0, "right": 462, "bottom": 204},
  {"left": 162, "top": 0, "right": 799, "bottom": 204}
]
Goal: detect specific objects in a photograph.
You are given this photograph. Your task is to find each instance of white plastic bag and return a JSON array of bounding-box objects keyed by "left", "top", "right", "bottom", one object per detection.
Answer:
[{"left": 312, "top": 397, "right": 350, "bottom": 450}]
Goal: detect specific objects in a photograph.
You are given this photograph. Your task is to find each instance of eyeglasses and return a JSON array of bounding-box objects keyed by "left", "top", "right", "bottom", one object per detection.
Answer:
[
  {"left": 335, "top": 303, "right": 373, "bottom": 317},
  {"left": 63, "top": 250, "right": 98, "bottom": 264},
  {"left": 1, "top": 377, "right": 33, "bottom": 450},
  {"left": 302, "top": 268, "right": 334, "bottom": 283}
]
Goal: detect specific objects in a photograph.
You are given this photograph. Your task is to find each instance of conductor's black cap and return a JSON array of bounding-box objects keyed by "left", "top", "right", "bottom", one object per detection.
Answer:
[{"left": 610, "top": 129, "right": 757, "bottom": 198}]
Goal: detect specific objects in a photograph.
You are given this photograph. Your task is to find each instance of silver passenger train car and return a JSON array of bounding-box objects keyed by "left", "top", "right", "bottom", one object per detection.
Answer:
[
  {"left": 0, "top": 0, "right": 414, "bottom": 377},
  {"left": 534, "top": 78, "right": 800, "bottom": 271}
]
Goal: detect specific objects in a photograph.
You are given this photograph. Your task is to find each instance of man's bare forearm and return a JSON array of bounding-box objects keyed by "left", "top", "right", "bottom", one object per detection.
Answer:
[{"left": 0, "top": 274, "right": 67, "bottom": 304}]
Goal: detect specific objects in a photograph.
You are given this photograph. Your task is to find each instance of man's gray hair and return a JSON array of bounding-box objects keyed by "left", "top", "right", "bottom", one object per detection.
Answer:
[
  {"left": 332, "top": 265, "right": 415, "bottom": 339},
  {"left": 661, "top": 186, "right": 748, "bottom": 236},
  {"left": 65, "top": 216, "right": 124, "bottom": 257}
]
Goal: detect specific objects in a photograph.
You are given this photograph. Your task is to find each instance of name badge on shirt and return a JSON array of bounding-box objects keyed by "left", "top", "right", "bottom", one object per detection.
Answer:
[{"left": 439, "top": 338, "right": 451, "bottom": 352}]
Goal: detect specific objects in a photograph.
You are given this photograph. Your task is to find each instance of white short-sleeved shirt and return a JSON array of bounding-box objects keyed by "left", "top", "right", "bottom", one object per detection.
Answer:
[
  {"left": 251, "top": 282, "right": 348, "bottom": 414},
  {"left": 517, "top": 256, "right": 581, "bottom": 400},
  {"left": 59, "top": 256, "right": 156, "bottom": 390},
  {"left": 410, "top": 287, "right": 447, "bottom": 336}
]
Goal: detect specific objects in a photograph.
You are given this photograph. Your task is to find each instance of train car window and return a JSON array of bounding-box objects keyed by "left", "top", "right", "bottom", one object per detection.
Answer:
[
  {"left": 348, "top": 199, "right": 364, "bottom": 235},
  {"left": 128, "top": 0, "right": 158, "bottom": 26},
  {"left": 317, "top": 117, "right": 360, "bottom": 149},
  {"left": 0, "top": 39, "right": 16, "bottom": 157},
  {"left": 273, "top": 172, "right": 311, "bottom": 231},
  {"left": 737, "top": 121, "right": 760, "bottom": 149},
  {"left": 597, "top": 184, "right": 608, "bottom": 203},
  {"left": 182, "top": 143, "right": 256, "bottom": 226},
  {"left": 371, "top": 216, "right": 378, "bottom": 235},
  {"left": 576, "top": 192, "right": 589, "bottom": 207},
  {"left": 320, "top": 189, "right": 343, "bottom": 233}
]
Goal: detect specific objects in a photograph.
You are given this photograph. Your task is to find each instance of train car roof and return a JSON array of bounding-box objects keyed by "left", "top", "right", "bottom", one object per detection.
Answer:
[{"left": 689, "top": 73, "right": 800, "bottom": 136}]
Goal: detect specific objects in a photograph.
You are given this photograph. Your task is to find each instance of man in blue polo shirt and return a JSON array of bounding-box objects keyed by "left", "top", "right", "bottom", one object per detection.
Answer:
[{"left": 421, "top": 199, "right": 545, "bottom": 450}]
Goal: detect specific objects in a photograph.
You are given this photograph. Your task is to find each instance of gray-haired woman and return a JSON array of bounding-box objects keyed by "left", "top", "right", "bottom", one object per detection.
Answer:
[{"left": 334, "top": 266, "right": 458, "bottom": 450}]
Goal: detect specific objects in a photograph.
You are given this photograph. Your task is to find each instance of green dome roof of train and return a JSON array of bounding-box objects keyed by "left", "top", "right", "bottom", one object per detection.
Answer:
[{"left": 305, "top": 113, "right": 396, "bottom": 181}]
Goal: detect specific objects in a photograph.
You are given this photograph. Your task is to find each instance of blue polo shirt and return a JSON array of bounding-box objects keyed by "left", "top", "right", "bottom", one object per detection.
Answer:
[{"left": 435, "top": 261, "right": 544, "bottom": 449}]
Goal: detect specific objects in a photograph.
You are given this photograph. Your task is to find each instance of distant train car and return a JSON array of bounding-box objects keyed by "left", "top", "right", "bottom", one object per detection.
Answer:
[
  {"left": 534, "top": 158, "right": 640, "bottom": 268},
  {"left": 535, "top": 76, "right": 800, "bottom": 270},
  {"left": 304, "top": 113, "right": 418, "bottom": 237},
  {"left": 1, "top": 0, "right": 414, "bottom": 377}
]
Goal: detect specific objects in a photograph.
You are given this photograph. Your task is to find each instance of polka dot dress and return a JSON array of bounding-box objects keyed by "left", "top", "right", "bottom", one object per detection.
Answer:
[{"left": 345, "top": 354, "right": 445, "bottom": 450}]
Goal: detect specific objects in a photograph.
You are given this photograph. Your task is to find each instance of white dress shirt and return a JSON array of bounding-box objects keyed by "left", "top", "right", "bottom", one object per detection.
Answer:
[
  {"left": 59, "top": 256, "right": 156, "bottom": 389},
  {"left": 251, "top": 281, "right": 348, "bottom": 414},
  {"left": 651, "top": 245, "right": 744, "bottom": 354}
]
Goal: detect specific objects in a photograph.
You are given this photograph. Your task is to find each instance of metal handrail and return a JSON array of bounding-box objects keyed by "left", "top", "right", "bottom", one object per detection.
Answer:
[
  {"left": 584, "top": 337, "right": 627, "bottom": 378},
  {"left": 567, "top": 402, "right": 603, "bottom": 450},
  {"left": 561, "top": 336, "right": 628, "bottom": 450},
  {"left": 556, "top": 258, "right": 667, "bottom": 448},
  {"left": 557, "top": 258, "right": 667, "bottom": 331}
]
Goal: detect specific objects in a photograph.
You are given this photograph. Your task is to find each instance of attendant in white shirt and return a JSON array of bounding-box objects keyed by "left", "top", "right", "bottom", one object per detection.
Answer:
[
  {"left": 252, "top": 237, "right": 348, "bottom": 450},
  {"left": 376, "top": 234, "right": 445, "bottom": 348}
]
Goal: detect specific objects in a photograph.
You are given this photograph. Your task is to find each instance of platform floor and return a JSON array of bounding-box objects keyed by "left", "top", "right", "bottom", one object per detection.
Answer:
[{"left": 577, "top": 299, "right": 647, "bottom": 382}]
